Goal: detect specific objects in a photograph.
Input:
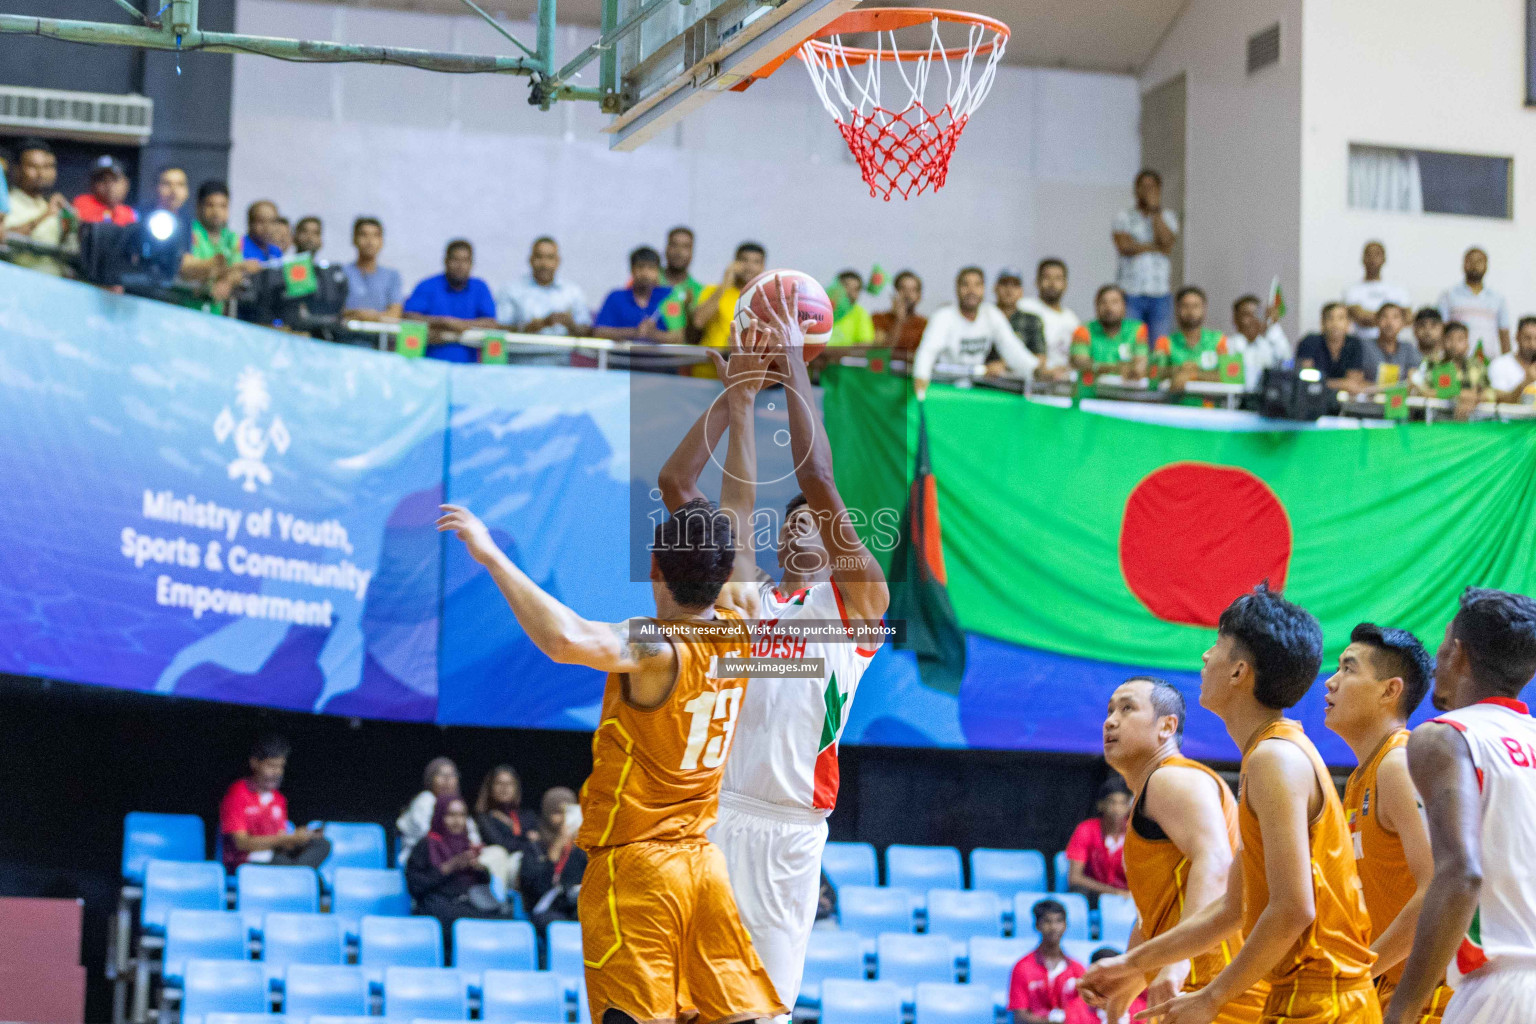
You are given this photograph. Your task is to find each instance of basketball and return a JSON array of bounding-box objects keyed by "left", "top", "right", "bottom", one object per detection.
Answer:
[{"left": 735, "top": 269, "right": 836, "bottom": 361}]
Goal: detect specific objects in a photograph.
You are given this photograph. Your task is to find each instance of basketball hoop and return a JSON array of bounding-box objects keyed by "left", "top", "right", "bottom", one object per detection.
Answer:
[{"left": 796, "top": 8, "right": 1008, "bottom": 201}]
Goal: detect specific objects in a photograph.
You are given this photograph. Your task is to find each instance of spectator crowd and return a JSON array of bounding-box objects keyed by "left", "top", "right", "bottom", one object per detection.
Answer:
[{"left": 6, "top": 141, "right": 1535, "bottom": 411}]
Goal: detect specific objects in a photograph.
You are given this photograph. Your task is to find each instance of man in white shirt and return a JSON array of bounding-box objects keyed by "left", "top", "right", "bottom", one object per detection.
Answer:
[
  {"left": 913, "top": 266, "right": 1038, "bottom": 398},
  {"left": 3, "top": 138, "right": 74, "bottom": 276},
  {"left": 1437, "top": 247, "right": 1511, "bottom": 359},
  {"left": 1111, "top": 170, "right": 1179, "bottom": 343},
  {"left": 1487, "top": 316, "right": 1536, "bottom": 403},
  {"left": 1017, "top": 258, "right": 1082, "bottom": 375},
  {"left": 497, "top": 236, "right": 591, "bottom": 335},
  {"left": 1226, "top": 294, "right": 1291, "bottom": 391},
  {"left": 1343, "top": 240, "right": 1411, "bottom": 341}
]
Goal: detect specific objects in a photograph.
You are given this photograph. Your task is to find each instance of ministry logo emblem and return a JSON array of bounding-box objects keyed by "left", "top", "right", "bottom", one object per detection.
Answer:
[{"left": 214, "top": 367, "right": 290, "bottom": 492}]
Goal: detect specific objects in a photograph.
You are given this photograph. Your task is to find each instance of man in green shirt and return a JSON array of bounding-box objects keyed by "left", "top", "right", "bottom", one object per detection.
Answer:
[
  {"left": 1070, "top": 284, "right": 1149, "bottom": 379},
  {"left": 1152, "top": 285, "right": 1228, "bottom": 391},
  {"left": 661, "top": 226, "right": 704, "bottom": 334},
  {"left": 828, "top": 269, "right": 876, "bottom": 346},
  {"left": 183, "top": 180, "right": 248, "bottom": 313}
]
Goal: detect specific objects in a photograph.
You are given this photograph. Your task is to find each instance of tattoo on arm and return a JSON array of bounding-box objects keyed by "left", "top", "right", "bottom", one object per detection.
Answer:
[{"left": 610, "top": 622, "right": 666, "bottom": 663}]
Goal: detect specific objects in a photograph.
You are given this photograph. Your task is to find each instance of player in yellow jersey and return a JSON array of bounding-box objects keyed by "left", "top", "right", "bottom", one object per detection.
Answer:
[
  {"left": 1080, "top": 676, "right": 1268, "bottom": 1024},
  {"left": 1324, "top": 624, "right": 1453, "bottom": 1022},
  {"left": 1084, "top": 586, "right": 1378, "bottom": 1024},
  {"left": 437, "top": 332, "right": 784, "bottom": 1024}
]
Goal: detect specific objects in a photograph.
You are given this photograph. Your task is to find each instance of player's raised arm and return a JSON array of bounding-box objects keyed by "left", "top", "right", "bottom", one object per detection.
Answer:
[
  {"left": 436, "top": 504, "right": 676, "bottom": 675},
  {"left": 1382, "top": 722, "right": 1483, "bottom": 1024}
]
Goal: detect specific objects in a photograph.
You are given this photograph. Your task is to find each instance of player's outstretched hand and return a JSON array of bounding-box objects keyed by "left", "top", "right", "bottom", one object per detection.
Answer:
[
  {"left": 710, "top": 321, "right": 784, "bottom": 395},
  {"left": 436, "top": 504, "right": 500, "bottom": 566},
  {"left": 1134, "top": 988, "right": 1216, "bottom": 1024},
  {"left": 1079, "top": 954, "right": 1145, "bottom": 1008}
]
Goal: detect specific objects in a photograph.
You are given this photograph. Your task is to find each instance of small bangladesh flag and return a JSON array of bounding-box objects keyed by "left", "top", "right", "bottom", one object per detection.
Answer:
[
  {"left": 396, "top": 321, "right": 428, "bottom": 359},
  {"left": 1219, "top": 353, "right": 1246, "bottom": 383},
  {"left": 867, "top": 263, "right": 889, "bottom": 296},
  {"left": 283, "top": 254, "right": 318, "bottom": 298},
  {"left": 1268, "top": 275, "right": 1287, "bottom": 320},
  {"left": 1382, "top": 384, "right": 1409, "bottom": 420},
  {"left": 659, "top": 295, "right": 688, "bottom": 332},
  {"left": 1432, "top": 361, "right": 1462, "bottom": 399},
  {"left": 480, "top": 332, "right": 508, "bottom": 365}
]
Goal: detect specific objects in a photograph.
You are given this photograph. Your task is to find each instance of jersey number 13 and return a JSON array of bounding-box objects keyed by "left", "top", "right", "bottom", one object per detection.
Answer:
[{"left": 680, "top": 687, "right": 744, "bottom": 770}]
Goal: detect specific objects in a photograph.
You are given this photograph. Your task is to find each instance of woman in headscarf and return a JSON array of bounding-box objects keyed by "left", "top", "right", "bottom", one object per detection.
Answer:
[
  {"left": 397, "top": 756, "right": 480, "bottom": 864},
  {"left": 403, "top": 794, "right": 506, "bottom": 955},
  {"left": 517, "top": 786, "right": 587, "bottom": 934},
  {"left": 474, "top": 765, "right": 537, "bottom": 895}
]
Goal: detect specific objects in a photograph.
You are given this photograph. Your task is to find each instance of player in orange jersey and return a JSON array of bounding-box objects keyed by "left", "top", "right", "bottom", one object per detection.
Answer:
[
  {"left": 437, "top": 333, "right": 784, "bottom": 1024},
  {"left": 1080, "top": 676, "right": 1268, "bottom": 1024},
  {"left": 1083, "top": 586, "right": 1379, "bottom": 1024},
  {"left": 1324, "top": 624, "right": 1453, "bottom": 1022}
]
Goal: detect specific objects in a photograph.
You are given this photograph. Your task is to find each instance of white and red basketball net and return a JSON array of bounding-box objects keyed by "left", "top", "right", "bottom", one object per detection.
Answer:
[{"left": 800, "top": 16, "right": 1005, "bottom": 201}]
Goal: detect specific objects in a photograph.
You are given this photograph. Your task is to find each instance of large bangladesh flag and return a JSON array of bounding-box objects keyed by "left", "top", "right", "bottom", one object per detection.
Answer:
[{"left": 821, "top": 365, "right": 1536, "bottom": 674}]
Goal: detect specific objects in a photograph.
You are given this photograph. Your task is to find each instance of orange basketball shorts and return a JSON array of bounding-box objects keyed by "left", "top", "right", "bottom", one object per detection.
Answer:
[
  {"left": 579, "top": 839, "right": 785, "bottom": 1024},
  {"left": 1260, "top": 977, "right": 1381, "bottom": 1024},
  {"left": 1375, "top": 976, "right": 1453, "bottom": 1024},
  {"left": 1208, "top": 979, "right": 1270, "bottom": 1024}
]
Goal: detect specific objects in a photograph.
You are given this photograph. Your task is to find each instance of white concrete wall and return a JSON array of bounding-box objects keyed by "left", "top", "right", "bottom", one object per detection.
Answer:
[
  {"left": 1140, "top": 0, "right": 1303, "bottom": 338},
  {"left": 230, "top": 0, "right": 1138, "bottom": 318},
  {"left": 1300, "top": 0, "right": 1536, "bottom": 336}
]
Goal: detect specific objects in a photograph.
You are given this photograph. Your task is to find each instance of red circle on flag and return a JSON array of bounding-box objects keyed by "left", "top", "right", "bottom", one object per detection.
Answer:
[{"left": 1119, "top": 462, "right": 1292, "bottom": 627}]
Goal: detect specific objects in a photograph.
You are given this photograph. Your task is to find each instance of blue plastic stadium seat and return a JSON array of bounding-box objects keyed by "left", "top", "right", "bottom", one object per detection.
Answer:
[
  {"left": 969, "top": 849, "right": 1047, "bottom": 900},
  {"left": 576, "top": 978, "right": 591, "bottom": 1024},
  {"left": 203, "top": 1015, "right": 290, "bottom": 1024},
  {"left": 164, "top": 910, "right": 248, "bottom": 987},
  {"left": 362, "top": 915, "right": 445, "bottom": 969},
  {"left": 915, "top": 982, "right": 996, "bottom": 1024},
  {"left": 838, "top": 886, "right": 916, "bottom": 937},
  {"left": 309, "top": 1016, "right": 380, "bottom": 1024},
  {"left": 886, "top": 845, "right": 963, "bottom": 892},
  {"left": 875, "top": 933, "right": 957, "bottom": 1000},
  {"left": 236, "top": 864, "right": 319, "bottom": 934},
  {"left": 821, "top": 841, "right": 879, "bottom": 890},
  {"left": 481, "top": 968, "right": 568, "bottom": 1022},
  {"left": 333, "top": 867, "right": 412, "bottom": 939},
  {"left": 798, "top": 930, "right": 868, "bottom": 1007},
  {"left": 263, "top": 912, "right": 345, "bottom": 970},
  {"left": 453, "top": 919, "right": 537, "bottom": 973},
  {"left": 820, "top": 979, "right": 904, "bottom": 1024},
  {"left": 1096, "top": 894, "right": 1137, "bottom": 948},
  {"left": 383, "top": 966, "right": 468, "bottom": 1019},
  {"left": 316, "top": 822, "right": 388, "bottom": 888},
  {"left": 965, "top": 937, "right": 1032, "bottom": 1007},
  {"left": 1052, "top": 852, "right": 1070, "bottom": 893},
  {"left": 182, "top": 958, "right": 268, "bottom": 1020},
  {"left": 142, "top": 860, "right": 227, "bottom": 934},
  {"left": 925, "top": 889, "right": 1004, "bottom": 943},
  {"left": 1063, "top": 940, "right": 1097, "bottom": 966},
  {"left": 123, "top": 812, "right": 206, "bottom": 884},
  {"left": 1013, "top": 892, "right": 1090, "bottom": 942},
  {"left": 283, "top": 965, "right": 369, "bottom": 1018},
  {"left": 545, "top": 920, "right": 583, "bottom": 993}
]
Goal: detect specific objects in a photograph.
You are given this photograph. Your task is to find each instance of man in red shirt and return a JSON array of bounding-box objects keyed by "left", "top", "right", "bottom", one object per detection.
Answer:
[
  {"left": 1010, "top": 899, "right": 1098, "bottom": 1024},
  {"left": 73, "top": 157, "right": 139, "bottom": 226},
  {"left": 218, "top": 735, "right": 330, "bottom": 871},
  {"left": 1065, "top": 778, "right": 1130, "bottom": 899}
]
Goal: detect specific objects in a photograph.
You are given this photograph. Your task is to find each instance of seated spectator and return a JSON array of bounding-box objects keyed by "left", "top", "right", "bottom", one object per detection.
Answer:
[
  {"left": 402, "top": 239, "right": 501, "bottom": 361},
  {"left": 1438, "top": 246, "right": 1510, "bottom": 359},
  {"left": 1088, "top": 948, "right": 1146, "bottom": 1022},
  {"left": 476, "top": 764, "right": 538, "bottom": 849},
  {"left": 1226, "top": 293, "right": 1290, "bottom": 390},
  {"left": 399, "top": 756, "right": 481, "bottom": 864},
  {"left": 4, "top": 138, "right": 75, "bottom": 276},
  {"left": 1019, "top": 258, "right": 1081, "bottom": 374},
  {"left": 73, "top": 156, "right": 138, "bottom": 225},
  {"left": 1412, "top": 307, "right": 1444, "bottom": 362},
  {"left": 135, "top": 166, "right": 195, "bottom": 284},
  {"left": 595, "top": 245, "right": 680, "bottom": 344},
  {"left": 994, "top": 267, "right": 1046, "bottom": 359},
  {"left": 1360, "top": 303, "right": 1420, "bottom": 385},
  {"left": 1066, "top": 778, "right": 1130, "bottom": 899},
  {"left": 498, "top": 236, "right": 590, "bottom": 336},
  {"left": 871, "top": 270, "right": 927, "bottom": 355},
  {"left": 404, "top": 795, "right": 511, "bottom": 953},
  {"left": 691, "top": 242, "right": 767, "bottom": 365},
  {"left": 912, "top": 266, "right": 1038, "bottom": 398},
  {"left": 273, "top": 215, "right": 293, "bottom": 255},
  {"left": 241, "top": 200, "right": 284, "bottom": 262},
  {"left": 219, "top": 734, "right": 331, "bottom": 871},
  {"left": 1414, "top": 321, "right": 1486, "bottom": 420},
  {"left": 518, "top": 787, "right": 586, "bottom": 932},
  {"left": 293, "top": 216, "right": 322, "bottom": 256},
  {"left": 1009, "top": 899, "right": 1097, "bottom": 1024},
  {"left": 184, "top": 181, "right": 248, "bottom": 313},
  {"left": 1070, "top": 284, "right": 1148, "bottom": 381},
  {"left": 342, "top": 217, "right": 404, "bottom": 320},
  {"left": 828, "top": 270, "right": 876, "bottom": 346},
  {"left": 1343, "top": 241, "right": 1408, "bottom": 340},
  {"left": 661, "top": 226, "right": 703, "bottom": 324},
  {"left": 1152, "top": 286, "right": 1227, "bottom": 391},
  {"left": 1296, "top": 302, "right": 1366, "bottom": 393},
  {"left": 1488, "top": 315, "right": 1536, "bottom": 404}
]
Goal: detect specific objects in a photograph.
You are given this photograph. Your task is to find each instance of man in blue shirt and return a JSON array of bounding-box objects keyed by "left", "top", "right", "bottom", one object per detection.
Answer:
[
  {"left": 242, "top": 199, "right": 284, "bottom": 261},
  {"left": 592, "top": 246, "right": 679, "bottom": 342},
  {"left": 403, "top": 238, "right": 501, "bottom": 362}
]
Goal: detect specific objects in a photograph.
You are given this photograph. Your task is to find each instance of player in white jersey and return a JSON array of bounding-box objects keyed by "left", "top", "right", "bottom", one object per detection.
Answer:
[
  {"left": 657, "top": 287, "right": 889, "bottom": 1011},
  {"left": 1383, "top": 587, "right": 1536, "bottom": 1024}
]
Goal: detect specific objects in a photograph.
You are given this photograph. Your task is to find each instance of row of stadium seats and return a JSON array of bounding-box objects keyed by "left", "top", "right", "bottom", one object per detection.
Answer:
[
  {"left": 821, "top": 842, "right": 1073, "bottom": 897},
  {"left": 837, "top": 887, "right": 1134, "bottom": 948},
  {"left": 125, "top": 813, "right": 390, "bottom": 888},
  {"left": 143, "top": 861, "right": 418, "bottom": 938}
]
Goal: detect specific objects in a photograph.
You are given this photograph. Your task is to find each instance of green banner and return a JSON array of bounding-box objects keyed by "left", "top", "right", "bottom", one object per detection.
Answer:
[{"left": 822, "top": 366, "right": 1536, "bottom": 671}]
